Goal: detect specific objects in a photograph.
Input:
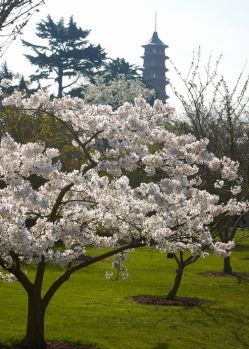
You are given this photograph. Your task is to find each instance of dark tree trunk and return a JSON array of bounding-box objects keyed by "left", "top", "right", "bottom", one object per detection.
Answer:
[
  {"left": 223, "top": 256, "right": 232, "bottom": 274},
  {"left": 167, "top": 264, "right": 184, "bottom": 300},
  {"left": 11, "top": 242, "right": 142, "bottom": 349},
  {"left": 21, "top": 287, "right": 46, "bottom": 349},
  {"left": 57, "top": 67, "right": 63, "bottom": 98},
  {"left": 17, "top": 258, "right": 47, "bottom": 349}
]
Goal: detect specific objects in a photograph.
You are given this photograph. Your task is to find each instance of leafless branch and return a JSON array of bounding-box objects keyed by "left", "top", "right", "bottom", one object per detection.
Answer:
[{"left": 0, "top": 0, "right": 45, "bottom": 56}]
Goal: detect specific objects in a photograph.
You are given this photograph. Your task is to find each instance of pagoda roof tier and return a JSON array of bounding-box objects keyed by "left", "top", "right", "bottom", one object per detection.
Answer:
[{"left": 142, "top": 31, "right": 168, "bottom": 48}]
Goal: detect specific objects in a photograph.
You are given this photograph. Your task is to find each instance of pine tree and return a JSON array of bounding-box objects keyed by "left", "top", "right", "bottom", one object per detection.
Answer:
[
  {"left": 102, "top": 57, "right": 141, "bottom": 82},
  {"left": 0, "top": 61, "right": 14, "bottom": 95},
  {"left": 0, "top": 61, "right": 36, "bottom": 95},
  {"left": 0, "top": 61, "right": 13, "bottom": 80},
  {"left": 22, "top": 16, "right": 106, "bottom": 97}
]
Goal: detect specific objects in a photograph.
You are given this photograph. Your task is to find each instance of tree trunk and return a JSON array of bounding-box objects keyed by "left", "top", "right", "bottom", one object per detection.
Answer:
[
  {"left": 21, "top": 288, "right": 46, "bottom": 349},
  {"left": 167, "top": 264, "right": 184, "bottom": 300},
  {"left": 223, "top": 256, "right": 232, "bottom": 275},
  {"left": 57, "top": 67, "right": 63, "bottom": 98}
]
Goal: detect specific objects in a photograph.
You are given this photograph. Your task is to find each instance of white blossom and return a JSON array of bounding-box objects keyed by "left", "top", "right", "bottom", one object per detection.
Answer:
[{"left": 0, "top": 91, "right": 247, "bottom": 280}]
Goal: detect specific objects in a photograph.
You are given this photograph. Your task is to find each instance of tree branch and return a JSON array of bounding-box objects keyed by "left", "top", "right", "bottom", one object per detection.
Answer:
[
  {"left": 48, "top": 183, "right": 74, "bottom": 222},
  {"left": 42, "top": 240, "right": 143, "bottom": 309},
  {"left": 0, "top": 256, "right": 32, "bottom": 293}
]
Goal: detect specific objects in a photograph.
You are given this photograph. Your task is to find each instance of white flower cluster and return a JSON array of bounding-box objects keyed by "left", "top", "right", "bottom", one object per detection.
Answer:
[
  {"left": 0, "top": 271, "right": 16, "bottom": 282},
  {"left": 101, "top": 178, "right": 241, "bottom": 257},
  {"left": 105, "top": 251, "right": 129, "bottom": 280},
  {"left": 0, "top": 89, "right": 248, "bottom": 280}
]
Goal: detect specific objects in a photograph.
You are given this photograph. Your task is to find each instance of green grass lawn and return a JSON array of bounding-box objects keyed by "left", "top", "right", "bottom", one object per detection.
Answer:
[{"left": 0, "top": 238, "right": 249, "bottom": 349}]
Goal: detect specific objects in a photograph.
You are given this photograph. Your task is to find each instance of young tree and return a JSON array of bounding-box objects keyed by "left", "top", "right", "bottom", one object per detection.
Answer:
[
  {"left": 103, "top": 139, "right": 247, "bottom": 299},
  {"left": 0, "top": 0, "right": 44, "bottom": 55},
  {"left": 171, "top": 51, "right": 249, "bottom": 274},
  {"left": 1, "top": 86, "right": 246, "bottom": 347},
  {"left": 22, "top": 16, "right": 106, "bottom": 97}
]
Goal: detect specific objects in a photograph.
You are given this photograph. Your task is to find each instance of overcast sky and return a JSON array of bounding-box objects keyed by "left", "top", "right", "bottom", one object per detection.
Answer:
[{"left": 3, "top": 0, "right": 249, "bottom": 99}]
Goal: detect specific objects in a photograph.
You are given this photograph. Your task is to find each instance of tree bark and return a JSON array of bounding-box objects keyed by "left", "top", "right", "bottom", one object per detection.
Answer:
[
  {"left": 21, "top": 259, "right": 47, "bottom": 349},
  {"left": 57, "top": 67, "right": 63, "bottom": 98},
  {"left": 223, "top": 256, "right": 232, "bottom": 275},
  {"left": 14, "top": 242, "right": 142, "bottom": 348},
  {"left": 21, "top": 287, "right": 46, "bottom": 349},
  {"left": 167, "top": 264, "right": 184, "bottom": 300}
]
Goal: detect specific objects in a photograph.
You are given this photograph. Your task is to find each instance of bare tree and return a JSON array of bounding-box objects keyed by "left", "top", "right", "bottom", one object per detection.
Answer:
[
  {"left": 170, "top": 49, "right": 249, "bottom": 274},
  {"left": 0, "top": 0, "right": 45, "bottom": 55}
]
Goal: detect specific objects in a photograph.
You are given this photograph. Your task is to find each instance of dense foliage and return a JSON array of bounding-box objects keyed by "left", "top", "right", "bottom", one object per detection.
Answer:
[{"left": 22, "top": 16, "right": 106, "bottom": 97}]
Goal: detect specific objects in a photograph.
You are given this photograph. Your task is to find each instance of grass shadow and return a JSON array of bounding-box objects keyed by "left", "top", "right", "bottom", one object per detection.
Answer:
[
  {"left": 152, "top": 343, "right": 169, "bottom": 349},
  {"left": 199, "top": 306, "right": 249, "bottom": 348}
]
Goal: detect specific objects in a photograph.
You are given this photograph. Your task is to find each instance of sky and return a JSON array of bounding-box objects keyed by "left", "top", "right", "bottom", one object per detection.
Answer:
[{"left": 3, "top": 0, "right": 249, "bottom": 100}]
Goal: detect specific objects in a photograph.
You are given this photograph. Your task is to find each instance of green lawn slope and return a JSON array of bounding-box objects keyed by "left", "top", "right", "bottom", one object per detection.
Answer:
[{"left": 0, "top": 238, "right": 248, "bottom": 349}]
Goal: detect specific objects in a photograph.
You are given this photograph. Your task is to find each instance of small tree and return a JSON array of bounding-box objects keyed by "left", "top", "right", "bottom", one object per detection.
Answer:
[
  {"left": 171, "top": 50, "right": 249, "bottom": 274},
  {"left": 22, "top": 15, "right": 106, "bottom": 97},
  {"left": 97, "top": 137, "right": 247, "bottom": 300},
  {"left": 134, "top": 179, "right": 244, "bottom": 299}
]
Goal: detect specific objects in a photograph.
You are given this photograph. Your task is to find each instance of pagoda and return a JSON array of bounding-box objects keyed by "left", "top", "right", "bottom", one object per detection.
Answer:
[{"left": 142, "top": 21, "right": 169, "bottom": 102}]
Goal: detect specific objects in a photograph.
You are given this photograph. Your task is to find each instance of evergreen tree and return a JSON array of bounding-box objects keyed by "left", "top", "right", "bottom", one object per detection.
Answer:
[
  {"left": 69, "top": 58, "right": 146, "bottom": 99},
  {"left": 102, "top": 57, "right": 141, "bottom": 82},
  {"left": 17, "top": 75, "right": 38, "bottom": 95},
  {"left": 0, "top": 61, "right": 14, "bottom": 95},
  {"left": 0, "top": 61, "right": 13, "bottom": 80},
  {"left": 0, "top": 61, "right": 36, "bottom": 95},
  {"left": 22, "top": 15, "right": 106, "bottom": 97}
]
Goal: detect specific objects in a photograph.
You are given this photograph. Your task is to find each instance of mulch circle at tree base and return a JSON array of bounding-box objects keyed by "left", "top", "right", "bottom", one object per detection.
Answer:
[
  {"left": 130, "top": 295, "right": 205, "bottom": 307},
  {"left": 0, "top": 342, "right": 98, "bottom": 349}
]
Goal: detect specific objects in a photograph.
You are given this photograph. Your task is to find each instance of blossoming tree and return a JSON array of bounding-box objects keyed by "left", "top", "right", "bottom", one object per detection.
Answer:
[
  {"left": 100, "top": 142, "right": 247, "bottom": 299},
  {"left": 0, "top": 87, "right": 247, "bottom": 348}
]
